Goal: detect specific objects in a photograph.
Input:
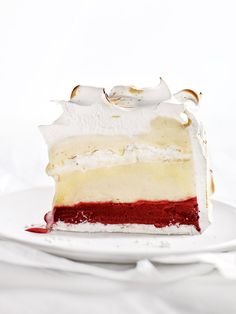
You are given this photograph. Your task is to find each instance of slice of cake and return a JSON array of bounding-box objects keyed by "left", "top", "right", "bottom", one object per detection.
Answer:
[{"left": 39, "top": 79, "right": 213, "bottom": 235}]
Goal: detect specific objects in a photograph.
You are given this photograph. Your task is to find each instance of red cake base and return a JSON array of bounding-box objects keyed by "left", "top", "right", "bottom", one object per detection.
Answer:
[{"left": 44, "top": 197, "right": 200, "bottom": 232}]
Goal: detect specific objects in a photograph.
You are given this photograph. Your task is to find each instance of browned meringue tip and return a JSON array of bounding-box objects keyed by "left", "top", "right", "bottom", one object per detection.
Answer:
[
  {"left": 183, "top": 89, "right": 199, "bottom": 102},
  {"left": 174, "top": 89, "right": 200, "bottom": 105},
  {"left": 128, "top": 87, "right": 144, "bottom": 95},
  {"left": 70, "top": 85, "right": 80, "bottom": 99},
  {"left": 102, "top": 88, "right": 111, "bottom": 103},
  {"left": 211, "top": 176, "right": 215, "bottom": 194},
  {"left": 183, "top": 117, "right": 192, "bottom": 127},
  {"left": 210, "top": 169, "right": 215, "bottom": 194}
]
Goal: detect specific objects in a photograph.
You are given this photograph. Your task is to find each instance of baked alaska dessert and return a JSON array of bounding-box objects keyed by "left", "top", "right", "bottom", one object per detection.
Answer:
[{"left": 37, "top": 79, "right": 214, "bottom": 235}]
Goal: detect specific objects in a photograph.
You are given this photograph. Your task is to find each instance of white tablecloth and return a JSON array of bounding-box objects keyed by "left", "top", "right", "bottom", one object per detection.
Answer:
[{"left": 0, "top": 239, "right": 236, "bottom": 314}]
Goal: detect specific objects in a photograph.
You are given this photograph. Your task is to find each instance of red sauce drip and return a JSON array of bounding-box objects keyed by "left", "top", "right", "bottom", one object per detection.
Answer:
[
  {"left": 25, "top": 227, "right": 49, "bottom": 234},
  {"left": 52, "top": 197, "right": 200, "bottom": 231}
]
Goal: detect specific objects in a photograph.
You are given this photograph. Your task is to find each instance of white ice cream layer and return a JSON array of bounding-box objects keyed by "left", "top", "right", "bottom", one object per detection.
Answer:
[
  {"left": 55, "top": 144, "right": 191, "bottom": 173},
  {"left": 54, "top": 222, "right": 199, "bottom": 235}
]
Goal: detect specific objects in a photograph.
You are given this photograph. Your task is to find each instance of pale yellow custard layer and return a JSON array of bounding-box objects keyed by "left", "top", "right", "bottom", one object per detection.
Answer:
[{"left": 53, "top": 160, "right": 195, "bottom": 206}]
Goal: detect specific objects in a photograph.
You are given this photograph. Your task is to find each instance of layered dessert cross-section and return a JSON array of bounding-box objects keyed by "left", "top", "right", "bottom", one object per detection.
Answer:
[{"left": 38, "top": 79, "right": 213, "bottom": 235}]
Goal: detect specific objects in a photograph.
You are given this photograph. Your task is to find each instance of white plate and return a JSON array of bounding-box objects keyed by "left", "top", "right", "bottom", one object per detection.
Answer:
[{"left": 0, "top": 187, "right": 236, "bottom": 263}]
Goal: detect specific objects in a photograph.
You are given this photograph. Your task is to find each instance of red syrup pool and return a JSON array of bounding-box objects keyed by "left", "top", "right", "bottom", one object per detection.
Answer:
[{"left": 25, "top": 227, "right": 50, "bottom": 234}]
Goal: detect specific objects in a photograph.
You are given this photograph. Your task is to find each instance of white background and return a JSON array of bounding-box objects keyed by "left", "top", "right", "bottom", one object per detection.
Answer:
[
  {"left": 0, "top": 0, "right": 236, "bottom": 203},
  {"left": 1, "top": 1, "right": 236, "bottom": 313}
]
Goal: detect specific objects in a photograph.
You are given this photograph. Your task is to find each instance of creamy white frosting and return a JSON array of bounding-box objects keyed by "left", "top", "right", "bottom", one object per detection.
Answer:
[
  {"left": 39, "top": 79, "right": 176, "bottom": 147},
  {"left": 40, "top": 101, "right": 189, "bottom": 146},
  {"left": 185, "top": 107, "right": 211, "bottom": 231}
]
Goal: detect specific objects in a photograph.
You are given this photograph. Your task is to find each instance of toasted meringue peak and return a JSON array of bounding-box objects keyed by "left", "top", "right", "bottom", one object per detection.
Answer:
[
  {"left": 108, "top": 78, "right": 171, "bottom": 110},
  {"left": 70, "top": 85, "right": 109, "bottom": 106},
  {"left": 70, "top": 85, "right": 80, "bottom": 99},
  {"left": 103, "top": 88, "right": 110, "bottom": 103},
  {"left": 174, "top": 89, "right": 200, "bottom": 105},
  {"left": 68, "top": 79, "right": 171, "bottom": 110},
  {"left": 210, "top": 169, "right": 215, "bottom": 194},
  {"left": 128, "top": 87, "right": 144, "bottom": 94}
]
